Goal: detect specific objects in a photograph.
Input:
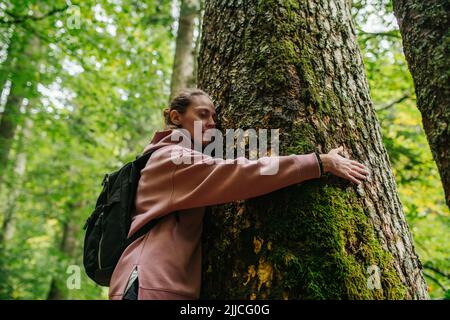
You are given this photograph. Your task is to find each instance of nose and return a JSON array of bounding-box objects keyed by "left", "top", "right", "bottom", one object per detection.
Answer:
[{"left": 206, "top": 116, "right": 216, "bottom": 129}]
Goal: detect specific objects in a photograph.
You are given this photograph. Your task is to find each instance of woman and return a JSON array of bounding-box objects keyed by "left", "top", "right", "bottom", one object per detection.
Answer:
[{"left": 108, "top": 88, "right": 370, "bottom": 300}]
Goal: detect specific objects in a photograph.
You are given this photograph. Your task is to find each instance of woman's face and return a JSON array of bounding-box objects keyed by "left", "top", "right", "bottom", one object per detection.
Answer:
[{"left": 170, "top": 95, "right": 217, "bottom": 146}]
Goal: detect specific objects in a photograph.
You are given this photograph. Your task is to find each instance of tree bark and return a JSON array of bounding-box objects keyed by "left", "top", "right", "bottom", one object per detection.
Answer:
[
  {"left": 0, "top": 32, "right": 38, "bottom": 192},
  {"left": 198, "top": 0, "right": 428, "bottom": 299},
  {"left": 0, "top": 84, "right": 23, "bottom": 191},
  {"left": 0, "top": 117, "right": 31, "bottom": 245},
  {"left": 192, "top": 0, "right": 204, "bottom": 87},
  {"left": 169, "top": 0, "right": 201, "bottom": 101},
  {"left": 47, "top": 216, "right": 79, "bottom": 300},
  {"left": 392, "top": 0, "right": 450, "bottom": 209},
  {"left": 0, "top": 118, "right": 31, "bottom": 295}
]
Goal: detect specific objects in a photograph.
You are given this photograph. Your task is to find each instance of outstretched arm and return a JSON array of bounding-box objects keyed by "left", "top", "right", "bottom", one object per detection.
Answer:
[{"left": 169, "top": 146, "right": 321, "bottom": 211}]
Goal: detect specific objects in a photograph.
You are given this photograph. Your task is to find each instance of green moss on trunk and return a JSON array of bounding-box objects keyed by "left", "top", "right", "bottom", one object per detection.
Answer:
[{"left": 263, "top": 183, "right": 406, "bottom": 299}]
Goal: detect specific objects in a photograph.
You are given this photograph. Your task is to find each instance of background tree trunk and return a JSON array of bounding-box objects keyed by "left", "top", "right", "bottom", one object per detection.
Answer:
[
  {"left": 0, "top": 30, "right": 21, "bottom": 187},
  {"left": 169, "top": 0, "right": 201, "bottom": 101},
  {"left": 47, "top": 213, "right": 79, "bottom": 300},
  {"left": 198, "top": 0, "right": 429, "bottom": 299},
  {"left": 0, "top": 87, "right": 23, "bottom": 185},
  {"left": 0, "top": 117, "right": 31, "bottom": 292},
  {"left": 0, "top": 33, "right": 39, "bottom": 193},
  {"left": 0, "top": 117, "right": 32, "bottom": 245},
  {"left": 392, "top": 0, "right": 450, "bottom": 209}
]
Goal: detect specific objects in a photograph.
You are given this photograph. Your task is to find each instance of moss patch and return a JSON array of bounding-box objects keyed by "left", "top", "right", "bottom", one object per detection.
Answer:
[{"left": 248, "top": 182, "right": 406, "bottom": 299}]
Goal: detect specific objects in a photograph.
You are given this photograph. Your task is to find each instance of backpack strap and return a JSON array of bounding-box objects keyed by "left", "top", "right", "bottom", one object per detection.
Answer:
[
  {"left": 125, "top": 211, "right": 180, "bottom": 247},
  {"left": 137, "top": 147, "right": 181, "bottom": 225},
  {"left": 125, "top": 147, "right": 180, "bottom": 246},
  {"left": 124, "top": 217, "right": 161, "bottom": 247}
]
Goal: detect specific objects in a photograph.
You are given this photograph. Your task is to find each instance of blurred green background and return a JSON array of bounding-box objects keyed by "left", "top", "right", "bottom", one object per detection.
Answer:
[{"left": 0, "top": 0, "right": 448, "bottom": 299}]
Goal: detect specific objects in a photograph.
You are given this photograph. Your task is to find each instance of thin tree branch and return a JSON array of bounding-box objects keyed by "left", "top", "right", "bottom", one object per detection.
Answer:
[
  {"left": 1, "top": 5, "right": 69, "bottom": 25},
  {"left": 424, "top": 264, "right": 450, "bottom": 280},
  {"left": 356, "top": 28, "right": 401, "bottom": 39},
  {"left": 375, "top": 92, "right": 412, "bottom": 111},
  {"left": 423, "top": 272, "right": 448, "bottom": 292}
]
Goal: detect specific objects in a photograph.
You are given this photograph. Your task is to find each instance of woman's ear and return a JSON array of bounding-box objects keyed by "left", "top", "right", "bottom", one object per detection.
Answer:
[{"left": 169, "top": 109, "right": 182, "bottom": 126}]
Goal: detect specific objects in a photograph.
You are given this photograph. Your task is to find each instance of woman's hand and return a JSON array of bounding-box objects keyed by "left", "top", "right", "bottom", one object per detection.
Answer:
[{"left": 319, "top": 146, "right": 370, "bottom": 185}]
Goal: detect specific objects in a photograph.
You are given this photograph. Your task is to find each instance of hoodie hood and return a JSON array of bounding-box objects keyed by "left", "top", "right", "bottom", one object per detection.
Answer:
[{"left": 143, "top": 128, "right": 195, "bottom": 154}]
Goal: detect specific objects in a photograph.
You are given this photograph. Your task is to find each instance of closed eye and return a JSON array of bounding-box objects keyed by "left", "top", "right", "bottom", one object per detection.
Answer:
[{"left": 196, "top": 107, "right": 217, "bottom": 121}]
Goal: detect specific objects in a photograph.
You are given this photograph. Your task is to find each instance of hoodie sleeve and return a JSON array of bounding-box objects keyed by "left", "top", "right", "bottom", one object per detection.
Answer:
[{"left": 169, "top": 146, "right": 321, "bottom": 211}]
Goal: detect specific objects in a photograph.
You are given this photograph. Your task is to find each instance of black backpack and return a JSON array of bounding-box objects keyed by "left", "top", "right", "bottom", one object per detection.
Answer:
[{"left": 83, "top": 148, "right": 168, "bottom": 286}]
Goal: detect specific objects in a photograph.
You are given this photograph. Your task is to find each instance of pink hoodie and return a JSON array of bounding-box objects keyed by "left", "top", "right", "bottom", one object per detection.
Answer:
[{"left": 108, "top": 128, "right": 321, "bottom": 300}]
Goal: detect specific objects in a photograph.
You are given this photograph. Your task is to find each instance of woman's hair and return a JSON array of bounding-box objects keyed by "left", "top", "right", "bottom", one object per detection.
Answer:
[{"left": 163, "top": 88, "right": 211, "bottom": 129}]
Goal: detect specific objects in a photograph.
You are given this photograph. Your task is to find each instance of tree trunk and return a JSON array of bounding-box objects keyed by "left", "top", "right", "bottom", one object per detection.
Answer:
[
  {"left": 0, "top": 32, "right": 37, "bottom": 192},
  {"left": 198, "top": 0, "right": 428, "bottom": 299},
  {"left": 191, "top": 0, "right": 204, "bottom": 88},
  {"left": 0, "top": 117, "right": 32, "bottom": 244},
  {"left": 0, "top": 26, "right": 16, "bottom": 93},
  {"left": 0, "top": 117, "right": 31, "bottom": 297},
  {"left": 0, "top": 84, "right": 23, "bottom": 187},
  {"left": 47, "top": 216, "right": 79, "bottom": 300},
  {"left": 169, "top": 0, "right": 201, "bottom": 101},
  {"left": 392, "top": 1, "right": 450, "bottom": 209}
]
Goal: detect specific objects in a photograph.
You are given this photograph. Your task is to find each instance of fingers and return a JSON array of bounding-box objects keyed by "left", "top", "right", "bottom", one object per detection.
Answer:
[
  {"left": 352, "top": 164, "right": 370, "bottom": 175},
  {"left": 329, "top": 148, "right": 368, "bottom": 168},
  {"left": 336, "top": 163, "right": 368, "bottom": 185},
  {"left": 349, "top": 169, "right": 367, "bottom": 181},
  {"left": 350, "top": 160, "right": 369, "bottom": 171},
  {"left": 345, "top": 173, "right": 362, "bottom": 185},
  {"left": 326, "top": 147, "right": 372, "bottom": 185}
]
